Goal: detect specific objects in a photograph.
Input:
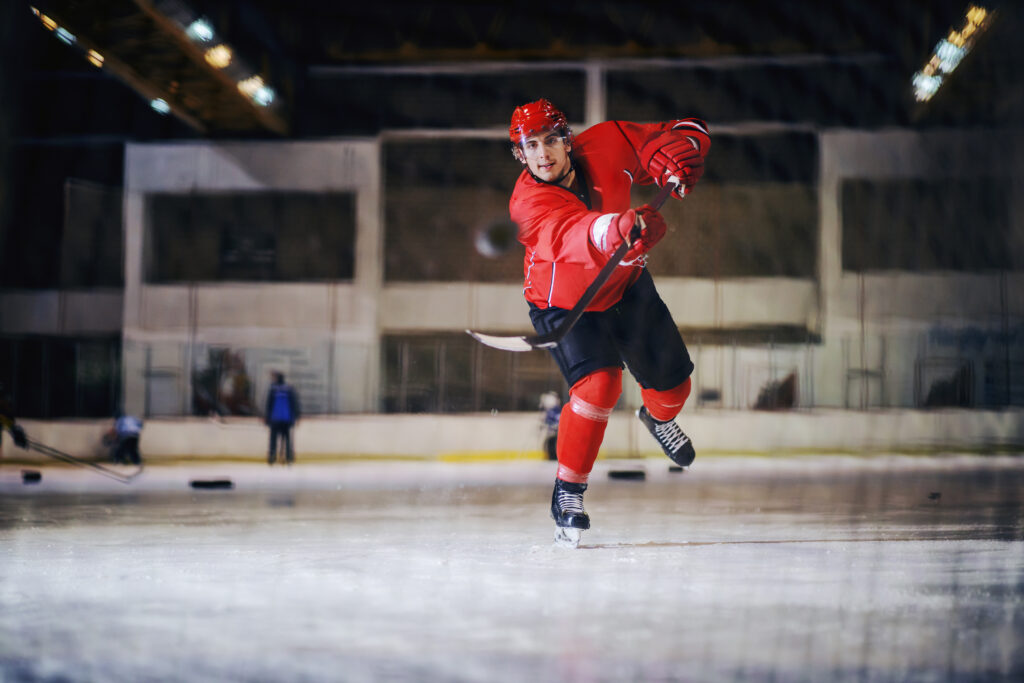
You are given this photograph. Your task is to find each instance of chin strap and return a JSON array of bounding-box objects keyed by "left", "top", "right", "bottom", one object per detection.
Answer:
[{"left": 527, "top": 159, "right": 576, "bottom": 188}]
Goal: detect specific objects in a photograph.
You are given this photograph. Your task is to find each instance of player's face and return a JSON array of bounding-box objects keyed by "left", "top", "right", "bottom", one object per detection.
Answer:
[{"left": 520, "top": 130, "right": 571, "bottom": 184}]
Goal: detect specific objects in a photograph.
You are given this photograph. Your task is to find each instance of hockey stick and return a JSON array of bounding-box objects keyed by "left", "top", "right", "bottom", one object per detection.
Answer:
[
  {"left": 26, "top": 437, "right": 144, "bottom": 484},
  {"left": 467, "top": 177, "right": 682, "bottom": 352}
]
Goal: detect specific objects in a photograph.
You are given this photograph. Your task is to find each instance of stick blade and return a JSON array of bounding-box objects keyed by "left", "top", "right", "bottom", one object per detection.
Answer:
[{"left": 465, "top": 330, "right": 535, "bottom": 352}]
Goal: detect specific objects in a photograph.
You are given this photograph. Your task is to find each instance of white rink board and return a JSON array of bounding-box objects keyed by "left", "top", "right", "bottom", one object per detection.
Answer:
[{"left": 7, "top": 408, "right": 1024, "bottom": 462}]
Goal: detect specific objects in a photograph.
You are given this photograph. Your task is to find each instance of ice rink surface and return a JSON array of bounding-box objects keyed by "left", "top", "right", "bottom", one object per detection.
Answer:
[{"left": 2, "top": 454, "right": 1023, "bottom": 682}]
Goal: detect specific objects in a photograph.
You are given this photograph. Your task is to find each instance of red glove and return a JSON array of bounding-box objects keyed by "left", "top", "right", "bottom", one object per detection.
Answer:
[
  {"left": 634, "top": 204, "right": 667, "bottom": 252},
  {"left": 639, "top": 120, "right": 710, "bottom": 195},
  {"left": 589, "top": 206, "right": 667, "bottom": 261},
  {"left": 590, "top": 209, "right": 635, "bottom": 258}
]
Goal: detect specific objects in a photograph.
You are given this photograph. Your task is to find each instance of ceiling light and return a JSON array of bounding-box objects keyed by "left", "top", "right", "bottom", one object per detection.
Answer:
[
  {"left": 238, "top": 75, "right": 275, "bottom": 106},
  {"left": 186, "top": 18, "right": 214, "bottom": 42},
  {"left": 55, "top": 27, "right": 76, "bottom": 45},
  {"left": 204, "top": 44, "right": 232, "bottom": 68},
  {"left": 912, "top": 4, "right": 994, "bottom": 102}
]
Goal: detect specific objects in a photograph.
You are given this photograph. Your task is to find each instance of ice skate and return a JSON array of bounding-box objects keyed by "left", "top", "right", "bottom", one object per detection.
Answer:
[
  {"left": 551, "top": 478, "right": 589, "bottom": 548},
  {"left": 637, "top": 406, "right": 695, "bottom": 467}
]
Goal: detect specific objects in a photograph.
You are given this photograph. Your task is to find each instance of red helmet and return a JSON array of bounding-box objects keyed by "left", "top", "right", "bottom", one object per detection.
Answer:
[{"left": 509, "top": 99, "right": 573, "bottom": 147}]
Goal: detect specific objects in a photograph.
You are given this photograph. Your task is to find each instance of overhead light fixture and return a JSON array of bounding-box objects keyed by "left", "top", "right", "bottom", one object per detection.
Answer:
[
  {"left": 204, "top": 44, "right": 232, "bottom": 68},
  {"left": 237, "top": 75, "right": 275, "bottom": 106},
  {"left": 912, "top": 4, "right": 994, "bottom": 102},
  {"left": 29, "top": 4, "right": 282, "bottom": 132},
  {"left": 252, "top": 86, "right": 275, "bottom": 107},
  {"left": 54, "top": 27, "right": 76, "bottom": 45},
  {"left": 185, "top": 18, "right": 214, "bottom": 42}
]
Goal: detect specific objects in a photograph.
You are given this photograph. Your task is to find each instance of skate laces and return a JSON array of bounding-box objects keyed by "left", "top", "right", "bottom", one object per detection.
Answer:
[
  {"left": 557, "top": 488, "right": 586, "bottom": 516},
  {"left": 654, "top": 420, "right": 689, "bottom": 454}
]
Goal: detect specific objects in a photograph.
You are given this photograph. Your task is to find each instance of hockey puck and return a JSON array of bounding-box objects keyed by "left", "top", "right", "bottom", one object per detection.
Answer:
[
  {"left": 21, "top": 469, "right": 42, "bottom": 484},
  {"left": 190, "top": 479, "right": 234, "bottom": 490},
  {"left": 608, "top": 469, "right": 646, "bottom": 481},
  {"left": 474, "top": 218, "right": 517, "bottom": 258},
  {"left": 668, "top": 465, "right": 685, "bottom": 473}
]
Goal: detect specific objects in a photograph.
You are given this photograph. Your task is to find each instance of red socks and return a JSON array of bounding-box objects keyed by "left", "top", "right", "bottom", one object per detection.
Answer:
[
  {"left": 555, "top": 367, "right": 622, "bottom": 482},
  {"left": 555, "top": 373, "right": 693, "bottom": 481},
  {"left": 640, "top": 377, "right": 692, "bottom": 422}
]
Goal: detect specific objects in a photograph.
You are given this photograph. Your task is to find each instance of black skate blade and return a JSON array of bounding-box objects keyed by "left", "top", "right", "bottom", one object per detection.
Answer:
[
  {"left": 668, "top": 465, "right": 685, "bottom": 473},
  {"left": 608, "top": 469, "right": 646, "bottom": 481},
  {"left": 190, "top": 478, "right": 234, "bottom": 490},
  {"left": 21, "top": 469, "right": 42, "bottom": 484}
]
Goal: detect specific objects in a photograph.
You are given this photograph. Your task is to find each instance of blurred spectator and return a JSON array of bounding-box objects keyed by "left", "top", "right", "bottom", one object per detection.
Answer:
[
  {"left": 265, "top": 371, "right": 300, "bottom": 465},
  {"left": 192, "top": 348, "right": 255, "bottom": 416}
]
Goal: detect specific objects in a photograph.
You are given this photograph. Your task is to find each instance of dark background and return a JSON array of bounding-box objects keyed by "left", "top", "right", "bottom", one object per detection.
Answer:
[{"left": 1, "top": 1, "right": 1021, "bottom": 416}]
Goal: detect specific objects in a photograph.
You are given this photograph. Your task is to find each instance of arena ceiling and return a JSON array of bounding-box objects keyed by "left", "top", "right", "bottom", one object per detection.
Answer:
[
  {"left": 185, "top": 0, "right": 972, "bottom": 64},
  {"left": 19, "top": 1, "right": 1024, "bottom": 136}
]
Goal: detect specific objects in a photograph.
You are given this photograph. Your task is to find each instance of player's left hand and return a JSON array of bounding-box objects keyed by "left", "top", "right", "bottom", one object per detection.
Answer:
[
  {"left": 649, "top": 137, "right": 704, "bottom": 191},
  {"left": 640, "top": 124, "right": 710, "bottom": 196}
]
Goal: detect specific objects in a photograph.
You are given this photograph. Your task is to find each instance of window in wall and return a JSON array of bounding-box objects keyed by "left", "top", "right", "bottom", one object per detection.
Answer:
[
  {"left": 385, "top": 132, "right": 818, "bottom": 282},
  {"left": 642, "top": 133, "right": 819, "bottom": 279},
  {"left": 384, "top": 138, "right": 523, "bottom": 283},
  {"left": 606, "top": 61, "right": 905, "bottom": 128},
  {"left": 842, "top": 178, "right": 1014, "bottom": 271},
  {"left": 60, "top": 179, "right": 124, "bottom": 287},
  {"left": 0, "top": 336, "right": 120, "bottom": 418},
  {"left": 146, "top": 192, "right": 356, "bottom": 283},
  {"left": 1, "top": 146, "right": 124, "bottom": 288}
]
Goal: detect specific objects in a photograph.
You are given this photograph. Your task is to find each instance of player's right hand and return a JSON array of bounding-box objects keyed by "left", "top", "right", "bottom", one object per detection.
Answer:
[
  {"left": 590, "top": 207, "right": 666, "bottom": 261},
  {"left": 634, "top": 205, "right": 667, "bottom": 252},
  {"left": 589, "top": 209, "right": 635, "bottom": 258}
]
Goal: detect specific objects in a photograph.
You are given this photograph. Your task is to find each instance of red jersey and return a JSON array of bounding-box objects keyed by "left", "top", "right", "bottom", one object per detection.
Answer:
[{"left": 510, "top": 119, "right": 690, "bottom": 311}]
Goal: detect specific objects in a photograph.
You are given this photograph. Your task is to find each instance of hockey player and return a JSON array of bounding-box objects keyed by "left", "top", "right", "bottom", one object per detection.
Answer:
[
  {"left": 0, "top": 385, "right": 27, "bottom": 457},
  {"left": 110, "top": 412, "right": 143, "bottom": 465},
  {"left": 508, "top": 99, "right": 710, "bottom": 546},
  {"left": 538, "top": 391, "right": 561, "bottom": 461}
]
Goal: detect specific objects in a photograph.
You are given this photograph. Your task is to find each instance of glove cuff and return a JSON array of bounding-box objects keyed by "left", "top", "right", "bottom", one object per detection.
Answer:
[{"left": 589, "top": 213, "right": 618, "bottom": 254}]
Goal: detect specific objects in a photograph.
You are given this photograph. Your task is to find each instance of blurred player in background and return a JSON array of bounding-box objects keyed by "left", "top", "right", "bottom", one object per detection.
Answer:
[
  {"left": 108, "top": 412, "right": 143, "bottom": 465},
  {"left": 265, "top": 371, "right": 300, "bottom": 465},
  {"left": 0, "top": 384, "right": 27, "bottom": 457},
  {"left": 508, "top": 99, "right": 710, "bottom": 546},
  {"left": 538, "top": 391, "right": 561, "bottom": 461}
]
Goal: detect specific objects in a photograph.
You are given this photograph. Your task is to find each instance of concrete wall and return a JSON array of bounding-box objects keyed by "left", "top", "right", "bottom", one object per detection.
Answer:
[
  {"left": 814, "top": 129, "right": 1024, "bottom": 408},
  {"left": 3, "top": 127, "right": 1021, "bottom": 416},
  {"left": 120, "top": 139, "right": 382, "bottom": 415}
]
